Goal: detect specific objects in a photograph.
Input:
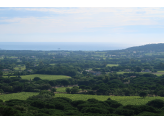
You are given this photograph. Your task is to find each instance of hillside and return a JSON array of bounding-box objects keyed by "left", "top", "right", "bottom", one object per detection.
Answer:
[{"left": 123, "top": 43, "right": 164, "bottom": 52}]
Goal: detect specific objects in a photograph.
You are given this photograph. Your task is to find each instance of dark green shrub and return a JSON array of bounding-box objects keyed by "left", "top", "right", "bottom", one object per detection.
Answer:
[
  {"left": 87, "top": 98, "right": 99, "bottom": 103},
  {"left": 31, "top": 100, "right": 46, "bottom": 109},
  {"left": 81, "top": 107, "right": 109, "bottom": 114},
  {"left": 0, "top": 99, "right": 3, "bottom": 102},
  {"left": 71, "top": 100, "right": 86, "bottom": 107},
  {"left": 146, "top": 99, "right": 164, "bottom": 109},
  {"left": 105, "top": 100, "right": 122, "bottom": 108},
  {"left": 5, "top": 99, "right": 26, "bottom": 106},
  {"left": 55, "top": 97, "right": 72, "bottom": 103},
  {"left": 0, "top": 106, "right": 21, "bottom": 116},
  {"left": 114, "top": 108, "right": 135, "bottom": 116},
  {"left": 137, "top": 111, "right": 158, "bottom": 116}
]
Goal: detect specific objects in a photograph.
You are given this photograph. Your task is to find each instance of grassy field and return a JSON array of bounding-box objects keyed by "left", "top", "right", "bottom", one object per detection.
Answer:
[
  {"left": 56, "top": 87, "right": 82, "bottom": 92},
  {"left": 14, "top": 65, "right": 26, "bottom": 71},
  {"left": 0, "top": 92, "right": 39, "bottom": 102},
  {"left": 7, "top": 56, "right": 18, "bottom": 59},
  {"left": 50, "top": 63, "right": 56, "bottom": 65},
  {"left": 152, "top": 71, "right": 164, "bottom": 76},
  {"left": 55, "top": 94, "right": 164, "bottom": 106},
  {"left": 3, "top": 74, "right": 71, "bottom": 80},
  {"left": 1, "top": 92, "right": 164, "bottom": 106},
  {"left": 116, "top": 72, "right": 130, "bottom": 74},
  {"left": 106, "top": 64, "right": 119, "bottom": 67}
]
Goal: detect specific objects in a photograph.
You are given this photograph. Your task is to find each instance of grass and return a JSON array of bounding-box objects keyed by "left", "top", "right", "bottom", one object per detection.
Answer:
[
  {"left": 7, "top": 56, "right": 18, "bottom": 59},
  {"left": 55, "top": 94, "right": 164, "bottom": 106},
  {"left": 152, "top": 71, "right": 164, "bottom": 76},
  {"left": 116, "top": 72, "right": 130, "bottom": 74},
  {"left": 106, "top": 64, "right": 119, "bottom": 67},
  {"left": 56, "top": 87, "right": 82, "bottom": 92},
  {"left": 0, "top": 92, "right": 39, "bottom": 102},
  {"left": 14, "top": 65, "right": 26, "bottom": 71},
  {"left": 1, "top": 92, "right": 164, "bottom": 106},
  {"left": 3, "top": 74, "right": 71, "bottom": 80},
  {"left": 50, "top": 63, "right": 56, "bottom": 65}
]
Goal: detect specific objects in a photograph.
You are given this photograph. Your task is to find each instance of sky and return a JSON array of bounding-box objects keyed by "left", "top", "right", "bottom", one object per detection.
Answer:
[{"left": 0, "top": 6, "right": 164, "bottom": 47}]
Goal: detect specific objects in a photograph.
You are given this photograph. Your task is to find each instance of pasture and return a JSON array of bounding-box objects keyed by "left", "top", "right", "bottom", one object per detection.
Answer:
[
  {"left": 106, "top": 64, "right": 119, "bottom": 67},
  {"left": 152, "top": 71, "right": 164, "bottom": 76},
  {"left": 50, "top": 63, "right": 56, "bottom": 66},
  {"left": 3, "top": 74, "right": 71, "bottom": 80},
  {"left": 0, "top": 92, "right": 39, "bottom": 102},
  {"left": 14, "top": 65, "right": 26, "bottom": 71},
  {"left": 20, "top": 74, "right": 71, "bottom": 80},
  {"left": 56, "top": 86, "right": 82, "bottom": 93},
  {"left": 1, "top": 92, "right": 164, "bottom": 106},
  {"left": 55, "top": 94, "right": 164, "bottom": 106},
  {"left": 116, "top": 72, "right": 130, "bottom": 74}
]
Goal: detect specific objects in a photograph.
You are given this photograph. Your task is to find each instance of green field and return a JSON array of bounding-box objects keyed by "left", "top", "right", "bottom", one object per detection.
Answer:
[
  {"left": 152, "top": 71, "right": 164, "bottom": 76},
  {"left": 3, "top": 74, "right": 71, "bottom": 80},
  {"left": 55, "top": 94, "right": 164, "bottom": 106},
  {"left": 0, "top": 92, "right": 39, "bottom": 102},
  {"left": 1, "top": 92, "right": 164, "bottom": 106},
  {"left": 56, "top": 87, "right": 82, "bottom": 92},
  {"left": 50, "top": 63, "right": 56, "bottom": 65},
  {"left": 116, "top": 72, "right": 130, "bottom": 74},
  {"left": 14, "top": 65, "right": 26, "bottom": 71},
  {"left": 106, "top": 64, "right": 119, "bottom": 67}
]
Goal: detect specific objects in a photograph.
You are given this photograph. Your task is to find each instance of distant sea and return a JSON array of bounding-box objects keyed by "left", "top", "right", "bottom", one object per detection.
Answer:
[{"left": 0, "top": 42, "right": 128, "bottom": 51}]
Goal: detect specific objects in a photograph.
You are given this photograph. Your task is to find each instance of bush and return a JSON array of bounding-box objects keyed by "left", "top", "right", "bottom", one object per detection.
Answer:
[
  {"left": 87, "top": 98, "right": 99, "bottom": 103},
  {"left": 105, "top": 100, "right": 122, "bottom": 108},
  {"left": 39, "top": 90, "right": 54, "bottom": 96},
  {"left": 51, "top": 88, "right": 56, "bottom": 92},
  {"left": 71, "top": 100, "right": 86, "bottom": 107},
  {"left": 5, "top": 99, "right": 26, "bottom": 106},
  {"left": 0, "top": 99, "right": 3, "bottom": 103},
  {"left": 114, "top": 108, "right": 135, "bottom": 116},
  {"left": 158, "top": 90, "right": 164, "bottom": 97},
  {"left": 0, "top": 106, "right": 21, "bottom": 116},
  {"left": 137, "top": 111, "right": 157, "bottom": 116},
  {"left": 146, "top": 99, "right": 164, "bottom": 109},
  {"left": 33, "top": 77, "right": 41, "bottom": 81},
  {"left": 81, "top": 107, "right": 108, "bottom": 114},
  {"left": 139, "top": 92, "right": 147, "bottom": 98},
  {"left": 33, "top": 89, "right": 40, "bottom": 92},
  {"left": 55, "top": 97, "right": 72, "bottom": 103},
  {"left": 66, "top": 88, "right": 71, "bottom": 94}
]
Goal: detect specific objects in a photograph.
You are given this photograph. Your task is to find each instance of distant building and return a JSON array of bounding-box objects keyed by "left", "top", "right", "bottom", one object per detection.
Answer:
[
  {"left": 2, "top": 69, "right": 10, "bottom": 72},
  {"left": 27, "top": 70, "right": 32, "bottom": 73},
  {"left": 85, "top": 70, "right": 101, "bottom": 76}
]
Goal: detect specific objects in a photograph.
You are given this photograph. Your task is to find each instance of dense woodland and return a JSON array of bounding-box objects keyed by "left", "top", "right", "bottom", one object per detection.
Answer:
[{"left": 1, "top": 43, "right": 164, "bottom": 115}]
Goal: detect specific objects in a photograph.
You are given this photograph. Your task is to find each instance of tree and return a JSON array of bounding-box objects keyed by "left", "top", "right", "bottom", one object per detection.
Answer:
[
  {"left": 0, "top": 71, "right": 3, "bottom": 77},
  {"left": 0, "top": 89, "right": 4, "bottom": 94},
  {"left": 71, "top": 86, "right": 79, "bottom": 94},
  {"left": 39, "top": 90, "right": 54, "bottom": 96},
  {"left": 33, "top": 77, "right": 41, "bottom": 81},
  {"left": 51, "top": 88, "right": 56, "bottom": 92},
  {"left": 157, "top": 90, "right": 164, "bottom": 97},
  {"left": 139, "top": 92, "right": 147, "bottom": 98},
  {"left": 135, "top": 67, "right": 142, "bottom": 72},
  {"left": 79, "top": 85, "right": 86, "bottom": 91},
  {"left": 66, "top": 88, "right": 71, "bottom": 94},
  {"left": 146, "top": 99, "right": 164, "bottom": 109}
]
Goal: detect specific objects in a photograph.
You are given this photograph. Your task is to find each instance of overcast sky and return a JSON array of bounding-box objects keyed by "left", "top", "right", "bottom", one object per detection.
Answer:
[{"left": 0, "top": 7, "right": 164, "bottom": 47}]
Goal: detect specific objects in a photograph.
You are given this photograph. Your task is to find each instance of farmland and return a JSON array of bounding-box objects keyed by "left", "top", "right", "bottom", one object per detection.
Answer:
[
  {"left": 14, "top": 65, "right": 26, "bottom": 71},
  {"left": 3, "top": 74, "right": 71, "bottom": 80},
  {"left": 0, "top": 92, "right": 39, "bottom": 102},
  {"left": 106, "top": 64, "right": 119, "bottom": 67},
  {"left": 1, "top": 92, "right": 164, "bottom": 106}
]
